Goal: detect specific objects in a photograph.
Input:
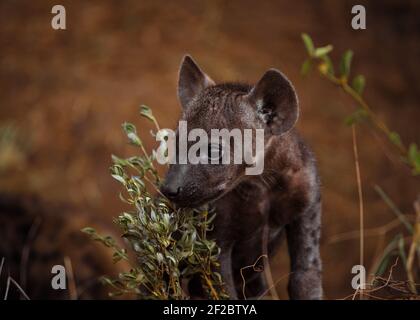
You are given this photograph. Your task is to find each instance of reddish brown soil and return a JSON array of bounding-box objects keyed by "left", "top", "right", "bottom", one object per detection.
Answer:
[{"left": 0, "top": 0, "right": 419, "bottom": 299}]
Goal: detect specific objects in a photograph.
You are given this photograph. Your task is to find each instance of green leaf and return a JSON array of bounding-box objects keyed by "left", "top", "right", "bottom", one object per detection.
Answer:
[
  {"left": 344, "top": 108, "right": 368, "bottom": 126},
  {"left": 339, "top": 50, "right": 353, "bottom": 78},
  {"left": 314, "top": 45, "right": 333, "bottom": 58},
  {"left": 156, "top": 252, "right": 164, "bottom": 263},
  {"left": 122, "top": 122, "right": 136, "bottom": 134},
  {"left": 111, "top": 154, "right": 128, "bottom": 166},
  {"left": 352, "top": 75, "right": 365, "bottom": 95},
  {"left": 111, "top": 174, "right": 126, "bottom": 185},
  {"left": 139, "top": 105, "right": 156, "bottom": 122},
  {"left": 301, "top": 33, "right": 315, "bottom": 55},
  {"left": 408, "top": 143, "right": 419, "bottom": 164},
  {"left": 375, "top": 234, "right": 400, "bottom": 276},
  {"left": 408, "top": 143, "right": 420, "bottom": 175},
  {"left": 122, "top": 122, "right": 142, "bottom": 146},
  {"left": 398, "top": 235, "right": 407, "bottom": 269},
  {"left": 301, "top": 59, "right": 312, "bottom": 76},
  {"left": 388, "top": 131, "right": 402, "bottom": 148},
  {"left": 376, "top": 254, "right": 392, "bottom": 277},
  {"left": 127, "top": 132, "right": 141, "bottom": 146},
  {"left": 374, "top": 185, "right": 414, "bottom": 234},
  {"left": 81, "top": 227, "right": 96, "bottom": 235}
]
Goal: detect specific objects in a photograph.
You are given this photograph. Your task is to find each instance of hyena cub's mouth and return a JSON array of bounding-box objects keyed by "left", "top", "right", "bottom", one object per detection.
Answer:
[{"left": 172, "top": 187, "right": 227, "bottom": 209}]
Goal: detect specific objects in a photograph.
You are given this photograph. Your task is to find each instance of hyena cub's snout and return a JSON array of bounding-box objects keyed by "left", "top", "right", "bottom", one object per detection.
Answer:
[
  {"left": 160, "top": 165, "right": 203, "bottom": 207},
  {"left": 161, "top": 164, "right": 228, "bottom": 208},
  {"left": 160, "top": 166, "right": 185, "bottom": 201}
]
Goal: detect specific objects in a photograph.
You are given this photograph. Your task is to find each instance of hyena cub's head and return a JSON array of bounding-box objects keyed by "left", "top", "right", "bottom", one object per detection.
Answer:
[{"left": 160, "top": 55, "right": 299, "bottom": 207}]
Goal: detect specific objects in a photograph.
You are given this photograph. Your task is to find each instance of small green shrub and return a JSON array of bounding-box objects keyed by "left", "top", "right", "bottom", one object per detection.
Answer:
[{"left": 83, "top": 106, "right": 227, "bottom": 299}]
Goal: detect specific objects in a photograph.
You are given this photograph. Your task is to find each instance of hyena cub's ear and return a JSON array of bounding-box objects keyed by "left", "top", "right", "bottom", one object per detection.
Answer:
[
  {"left": 246, "top": 69, "right": 299, "bottom": 135},
  {"left": 178, "top": 55, "right": 215, "bottom": 109}
]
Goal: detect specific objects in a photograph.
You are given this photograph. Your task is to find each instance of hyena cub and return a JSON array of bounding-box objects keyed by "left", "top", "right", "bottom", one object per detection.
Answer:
[{"left": 161, "top": 56, "right": 322, "bottom": 299}]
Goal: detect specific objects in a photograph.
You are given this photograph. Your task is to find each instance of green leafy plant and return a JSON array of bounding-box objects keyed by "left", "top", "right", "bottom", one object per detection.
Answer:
[
  {"left": 301, "top": 34, "right": 420, "bottom": 296},
  {"left": 83, "top": 106, "right": 227, "bottom": 299},
  {"left": 301, "top": 33, "right": 420, "bottom": 176}
]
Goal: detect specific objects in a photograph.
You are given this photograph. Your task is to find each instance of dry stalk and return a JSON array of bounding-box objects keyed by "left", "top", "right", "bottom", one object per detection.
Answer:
[
  {"left": 406, "top": 198, "right": 420, "bottom": 293},
  {"left": 64, "top": 256, "right": 78, "bottom": 300},
  {"left": 352, "top": 125, "right": 365, "bottom": 298}
]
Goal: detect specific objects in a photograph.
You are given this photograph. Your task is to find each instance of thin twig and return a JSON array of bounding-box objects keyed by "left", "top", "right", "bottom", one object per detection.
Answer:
[
  {"left": 406, "top": 198, "right": 420, "bottom": 294},
  {"left": 203, "top": 274, "right": 220, "bottom": 300},
  {"left": 239, "top": 254, "right": 267, "bottom": 300},
  {"left": 367, "top": 234, "right": 387, "bottom": 284},
  {"left": 327, "top": 216, "right": 413, "bottom": 244},
  {"left": 351, "top": 287, "right": 359, "bottom": 300},
  {"left": 368, "top": 258, "right": 399, "bottom": 293},
  {"left": 319, "top": 71, "right": 407, "bottom": 156},
  {"left": 4, "top": 275, "right": 30, "bottom": 300},
  {"left": 64, "top": 256, "right": 78, "bottom": 300},
  {"left": 20, "top": 217, "right": 41, "bottom": 291},
  {"left": 374, "top": 185, "right": 413, "bottom": 234},
  {"left": 352, "top": 125, "right": 365, "bottom": 298},
  {"left": 257, "top": 272, "right": 293, "bottom": 300},
  {"left": 4, "top": 273, "right": 10, "bottom": 300},
  {"left": 262, "top": 224, "right": 279, "bottom": 300},
  {"left": 0, "top": 257, "right": 4, "bottom": 280},
  {"left": 370, "top": 236, "right": 413, "bottom": 280},
  {"left": 342, "top": 258, "right": 400, "bottom": 300}
]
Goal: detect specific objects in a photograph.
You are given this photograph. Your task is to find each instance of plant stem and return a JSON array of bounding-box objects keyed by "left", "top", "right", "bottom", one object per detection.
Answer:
[
  {"left": 203, "top": 273, "right": 220, "bottom": 300},
  {"left": 352, "top": 125, "right": 365, "bottom": 298},
  {"left": 318, "top": 68, "right": 408, "bottom": 157},
  {"left": 374, "top": 185, "right": 413, "bottom": 234},
  {"left": 406, "top": 199, "right": 420, "bottom": 294}
]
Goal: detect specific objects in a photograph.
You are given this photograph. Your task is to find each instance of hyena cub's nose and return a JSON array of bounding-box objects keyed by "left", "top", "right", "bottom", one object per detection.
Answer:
[{"left": 161, "top": 184, "right": 182, "bottom": 200}]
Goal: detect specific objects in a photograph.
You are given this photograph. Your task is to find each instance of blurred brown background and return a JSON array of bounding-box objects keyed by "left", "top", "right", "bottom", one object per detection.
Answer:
[{"left": 0, "top": 0, "right": 419, "bottom": 299}]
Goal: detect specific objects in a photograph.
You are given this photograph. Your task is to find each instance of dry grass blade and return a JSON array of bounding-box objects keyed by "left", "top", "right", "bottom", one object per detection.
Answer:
[
  {"left": 20, "top": 216, "right": 41, "bottom": 291},
  {"left": 327, "top": 217, "right": 413, "bottom": 244},
  {"left": 406, "top": 197, "right": 420, "bottom": 294},
  {"left": 342, "top": 258, "right": 399, "bottom": 300},
  {"left": 352, "top": 125, "right": 364, "bottom": 299},
  {"left": 262, "top": 224, "right": 279, "bottom": 300},
  {"left": 257, "top": 272, "right": 293, "bottom": 300},
  {"left": 3, "top": 275, "right": 30, "bottom": 300},
  {"left": 0, "top": 257, "right": 4, "bottom": 279},
  {"left": 342, "top": 257, "right": 420, "bottom": 300},
  {"left": 374, "top": 185, "right": 413, "bottom": 234},
  {"left": 240, "top": 254, "right": 267, "bottom": 300},
  {"left": 64, "top": 256, "right": 78, "bottom": 300}
]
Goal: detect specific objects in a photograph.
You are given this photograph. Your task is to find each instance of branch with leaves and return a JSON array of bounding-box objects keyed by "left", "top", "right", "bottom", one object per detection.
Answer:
[{"left": 301, "top": 33, "right": 420, "bottom": 176}]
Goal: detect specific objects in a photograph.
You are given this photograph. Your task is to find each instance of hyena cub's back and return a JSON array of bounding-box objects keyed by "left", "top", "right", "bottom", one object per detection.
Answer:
[{"left": 161, "top": 56, "right": 322, "bottom": 299}]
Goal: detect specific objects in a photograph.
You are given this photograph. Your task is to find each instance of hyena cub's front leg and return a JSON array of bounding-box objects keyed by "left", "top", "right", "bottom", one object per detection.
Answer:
[
  {"left": 286, "top": 199, "right": 323, "bottom": 300},
  {"left": 218, "top": 243, "right": 239, "bottom": 299}
]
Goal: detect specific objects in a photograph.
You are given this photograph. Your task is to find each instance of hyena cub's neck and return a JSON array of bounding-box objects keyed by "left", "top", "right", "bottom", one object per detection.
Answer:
[{"left": 235, "top": 130, "right": 317, "bottom": 204}]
